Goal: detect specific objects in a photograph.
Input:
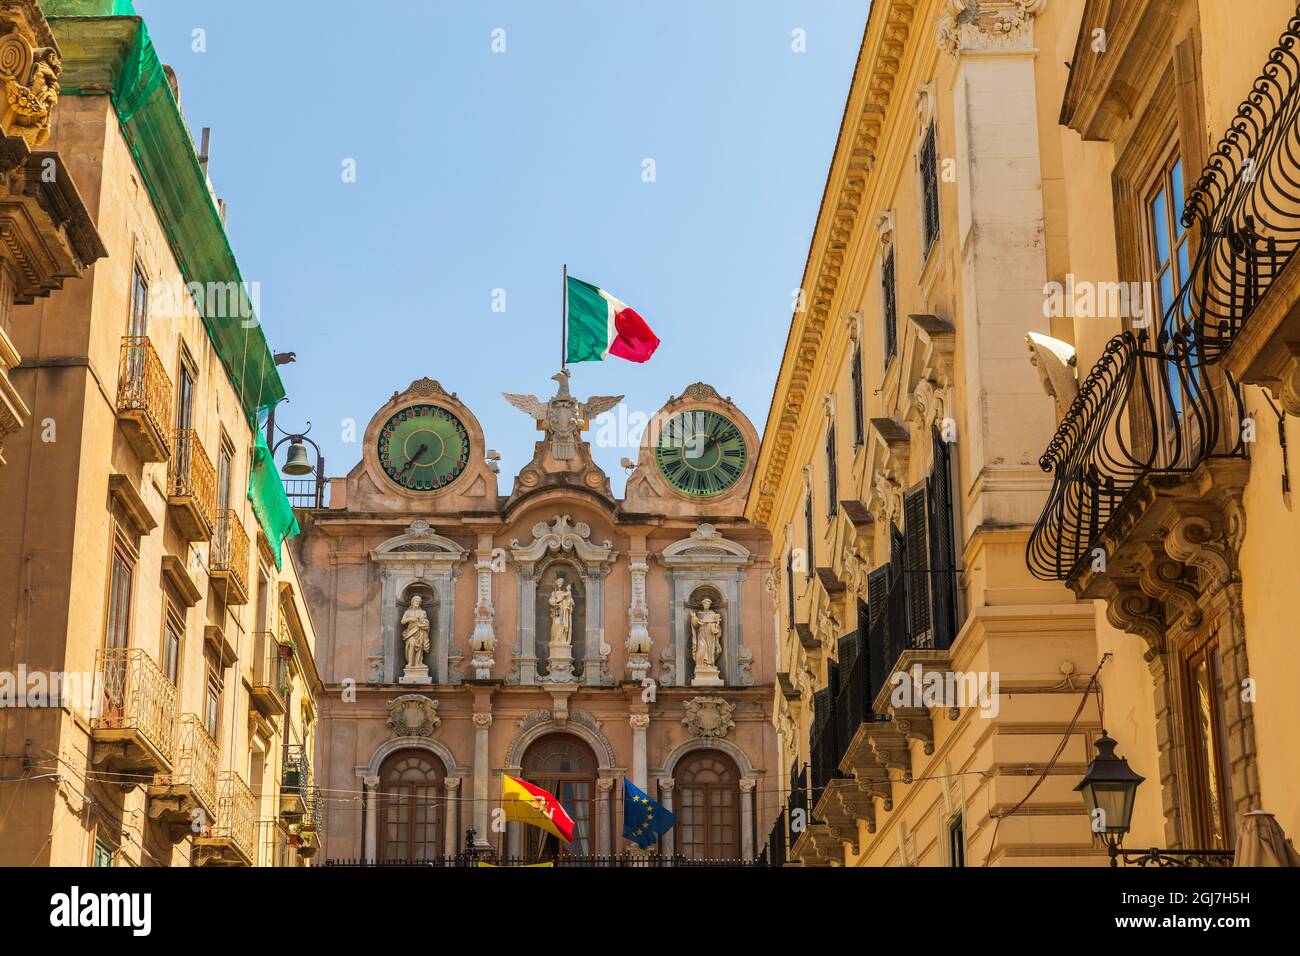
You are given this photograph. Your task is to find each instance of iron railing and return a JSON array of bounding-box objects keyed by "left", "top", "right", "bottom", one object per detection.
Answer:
[
  {"left": 167, "top": 428, "right": 216, "bottom": 535},
  {"left": 93, "top": 647, "right": 177, "bottom": 765},
  {"left": 787, "top": 762, "right": 806, "bottom": 846},
  {"left": 210, "top": 508, "right": 250, "bottom": 597},
  {"left": 283, "top": 477, "right": 328, "bottom": 509},
  {"left": 252, "top": 630, "right": 289, "bottom": 699},
  {"left": 1028, "top": 10, "right": 1300, "bottom": 579},
  {"left": 158, "top": 713, "right": 219, "bottom": 813},
  {"left": 209, "top": 771, "right": 258, "bottom": 862},
  {"left": 283, "top": 742, "right": 311, "bottom": 797},
  {"left": 761, "top": 813, "right": 787, "bottom": 866},
  {"left": 115, "top": 335, "right": 172, "bottom": 455}
]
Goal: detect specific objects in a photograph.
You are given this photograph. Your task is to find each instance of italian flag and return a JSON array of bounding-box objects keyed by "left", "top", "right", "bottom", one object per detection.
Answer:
[{"left": 565, "top": 275, "right": 660, "bottom": 363}]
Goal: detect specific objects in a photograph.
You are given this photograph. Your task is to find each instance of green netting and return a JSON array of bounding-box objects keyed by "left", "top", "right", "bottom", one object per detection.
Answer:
[
  {"left": 44, "top": 0, "right": 286, "bottom": 422},
  {"left": 44, "top": 0, "right": 300, "bottom": 552},
  {"left": 248, "top": 427, "right": 300, "bottom": 570}
]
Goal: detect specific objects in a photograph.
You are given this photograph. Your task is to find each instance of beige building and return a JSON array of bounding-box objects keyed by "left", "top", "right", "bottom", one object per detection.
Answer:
[
  {"left": 0, "top": 2, "right": 320, "bottom": 867},
  {"left": 755, "top": 0, "right": 1300, "bottom": 868},
  {"left": 295, "top": 375, "right": 778, "bottom": 862}
]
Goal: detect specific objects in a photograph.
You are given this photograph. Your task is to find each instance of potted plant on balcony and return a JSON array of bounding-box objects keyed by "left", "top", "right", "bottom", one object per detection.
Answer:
[
  {"left": 277, "top": 639, "right": 296, "bottom": 662},
  {"left": 297, "top": 824, "right": 318, "bottom": 859}
]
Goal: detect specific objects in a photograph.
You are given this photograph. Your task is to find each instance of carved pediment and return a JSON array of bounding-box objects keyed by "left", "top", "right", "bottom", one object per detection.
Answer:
[
  {"left": 659, "top": 523, "right": 752, "bottom": 568},
  {"left": 372, "top": 520, "right": 468, "bottom": 564},
  {"left": 509, "top": 513, "right": 617, "bottom": 565}
]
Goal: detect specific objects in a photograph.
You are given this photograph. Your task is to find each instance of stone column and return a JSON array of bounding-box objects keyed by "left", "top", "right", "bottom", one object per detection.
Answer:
[
  {"left": 596, "top": 777, "right": 614, "bottom": 855},
  {"left": 740, "top": 777, "right": 757, "bottom": 860},
  {"left": 658, "top": 778, "right": 675, "bottom": 856},
  {"left": 470, "top": 536, "right": 497, "bottom": 679},
  {"left": 363, "top": 774, "right": 380, "bottom": 862},
  {"left": 472, "top": 713, "right": 493, "bottom": 847},
  {"left": 629, "top": 714, "right": 650, "bottom": 790},
  {"left": 443, "top": 777, "right": 461, "bottom": 858}
]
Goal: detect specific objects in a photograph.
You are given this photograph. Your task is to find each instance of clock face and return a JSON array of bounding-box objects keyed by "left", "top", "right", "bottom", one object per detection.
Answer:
[
  {"left": 377, "top": 404, "right": 471, "bottom": 491},
  {"left": 654, "top": 409, "right": 748, "bottom": 497}
]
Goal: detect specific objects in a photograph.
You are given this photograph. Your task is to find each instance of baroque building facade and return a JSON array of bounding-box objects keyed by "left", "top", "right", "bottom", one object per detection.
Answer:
[
  {"left": 756, "top": 0, "right": 1300, "bottom": 867},
  {"left": 296, "top": 374, "right": 778, "bottom": 861},
  {"left": 0, "top": 1, "right": 319, "bottom": 867}
]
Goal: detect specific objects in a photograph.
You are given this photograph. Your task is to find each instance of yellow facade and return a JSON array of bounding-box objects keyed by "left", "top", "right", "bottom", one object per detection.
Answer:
[
  {"left": 752, "top": 0, "right": 1300, "bottom": 866},
  {"left": 0, "top": 7, "right": 320, "bottom": 867}
]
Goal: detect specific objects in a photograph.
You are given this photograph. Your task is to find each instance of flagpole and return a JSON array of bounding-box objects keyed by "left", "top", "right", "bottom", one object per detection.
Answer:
[{"left": 562, "top": 263, "right": 568, "bottom": 372}]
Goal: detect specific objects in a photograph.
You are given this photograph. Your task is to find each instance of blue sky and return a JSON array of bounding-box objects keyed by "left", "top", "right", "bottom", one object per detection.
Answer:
[{"left": 133, "top": 0, "right": 868, "bottom": 495}]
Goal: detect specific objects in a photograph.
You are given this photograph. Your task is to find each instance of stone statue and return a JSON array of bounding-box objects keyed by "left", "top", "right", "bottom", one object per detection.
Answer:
[
  {"left": 503, "top": 370, "right": 622, "bottom": 460},
  {"left": 548, "top": 578, "right": 575, "bottom": 646},
  {"left": 401, "top": 594, "right": 431, "bottom": 670},
  {"left": 690, "top": 598, "right": 723, "bottom": 674}
]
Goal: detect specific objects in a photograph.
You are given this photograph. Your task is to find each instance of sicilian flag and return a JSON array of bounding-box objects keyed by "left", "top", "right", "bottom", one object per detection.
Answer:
[
  {"left": 502, "top": 774, "right": 575, "bottom": 844},
  {"left": 622, "top": 778, "right": 676, "bottom": 848},
  {"left": 565, "top": 273, "right": 660, "bottom": 364}
]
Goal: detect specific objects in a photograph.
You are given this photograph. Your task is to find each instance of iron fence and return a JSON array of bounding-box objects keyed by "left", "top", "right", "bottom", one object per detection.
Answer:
[{"left": 323, "top": 854, "right": 763, "bottom": 868}]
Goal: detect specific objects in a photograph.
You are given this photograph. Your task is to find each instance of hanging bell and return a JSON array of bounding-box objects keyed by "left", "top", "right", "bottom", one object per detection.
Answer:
[{"left": 281, "top": 440, "right": 314, "bottom": 476}]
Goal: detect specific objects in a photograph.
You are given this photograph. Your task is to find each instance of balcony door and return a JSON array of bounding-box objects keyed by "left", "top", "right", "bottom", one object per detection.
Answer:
[
  {"left": 1180, "top": 630, "right": 1235, "bottom": 850},
  {"left": 521, "top": 735, "right": 596, "bottom": 858},
  {"left": 378, "top": 751, "right": 444, "bottom": 863},
  {"left": 675, "top": 750, "right": 740, "bottom": 860}
]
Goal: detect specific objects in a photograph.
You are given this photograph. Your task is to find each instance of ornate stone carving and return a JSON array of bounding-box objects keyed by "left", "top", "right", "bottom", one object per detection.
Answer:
[
  {"left": 472, "top": 712, "right": 493, "bottom": 729},
  {"left": 503, "top": 369, "right": 622, "bottom": 460},
  {"left": 469, "top": 555, "right": 497, "bottom": 680},
  {"left": 0, "top": 6, "right": 59, "bottom": 148},
  {"left": 681, "top": 696, "right": 735, "bottom": 739},
  {"left": 626, "top": 555, "right": 652, "bottom": 681},
  {"left": 386, "top": 694, "right": 441, "bottom": 737},
  {"left": 936, "top": 0, "right": 1046, "bottom": 57},
  {"left": 400, "top": 593, "right": 432, "bottom": 682},
  {"left": 688, "top": 597, "right": 724, "bottom": 687},
  {"left": 629, "top": 713, "right": 651, "bottom": 731}
]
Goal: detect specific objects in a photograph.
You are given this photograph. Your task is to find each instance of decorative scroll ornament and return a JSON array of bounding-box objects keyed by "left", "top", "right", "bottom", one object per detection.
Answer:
[
  {"left": 386, "top": 695, "right": 441, "bottom": 737},
  {"left": 936, "top": 0, "right": 1046, "bottom": 57},
  {"left": 682, "top": 696, "right": 736, "bottom": 739},
  {"left": 0, "top": 12, "right": 59, "bottom": 148}
]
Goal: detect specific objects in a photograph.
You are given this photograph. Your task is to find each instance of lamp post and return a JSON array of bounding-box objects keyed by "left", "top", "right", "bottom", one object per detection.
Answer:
[
  {"left": 265, "top": 400, "right": 326, "bottom": 509},
  {"left": 1075, "top": 729, "right": 1233, "bottom": 867}
]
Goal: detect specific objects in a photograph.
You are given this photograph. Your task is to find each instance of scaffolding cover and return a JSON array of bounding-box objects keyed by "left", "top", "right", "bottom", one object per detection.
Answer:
[{"left": 45, "top": 0, "right": 299, "bottom": 549}]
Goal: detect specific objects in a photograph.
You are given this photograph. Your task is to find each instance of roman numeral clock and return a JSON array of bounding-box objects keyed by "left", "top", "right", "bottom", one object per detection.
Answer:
[{"left": 654, "top": 409, "right": 749, "bottom": 497}]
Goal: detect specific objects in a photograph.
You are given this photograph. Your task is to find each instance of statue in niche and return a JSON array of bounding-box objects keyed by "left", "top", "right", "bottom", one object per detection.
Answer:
[
  {"left": 689, "top": 597, "right": 724, "bottom": 676},
  {"left": 402, "top": 594, "right": 431, "bottom": 670},
  {"left": 548, "top": 577, "right": 575, "bottom": 647}
]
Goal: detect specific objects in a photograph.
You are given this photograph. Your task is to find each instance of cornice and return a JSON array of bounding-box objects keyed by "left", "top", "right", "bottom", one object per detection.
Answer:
[{"left": 748, "top": 0, "right": 920, "bottom": 530}]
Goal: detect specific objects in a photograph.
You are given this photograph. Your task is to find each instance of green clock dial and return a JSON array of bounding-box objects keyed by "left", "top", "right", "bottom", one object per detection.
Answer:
[
  {"left": 377, "top": 404, "right": 471, "bottom": 491},
  {"left": 654, "top": 410, "right": 748, "bottom": 497}
]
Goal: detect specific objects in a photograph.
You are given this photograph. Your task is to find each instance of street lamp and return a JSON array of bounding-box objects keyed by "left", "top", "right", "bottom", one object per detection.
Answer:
[
  {"left": 1075, "top": 729, "right": 1233, "bottom": 867},
  {"left": 1075, "top": 730, "right": 1144, "bottom": 864}
]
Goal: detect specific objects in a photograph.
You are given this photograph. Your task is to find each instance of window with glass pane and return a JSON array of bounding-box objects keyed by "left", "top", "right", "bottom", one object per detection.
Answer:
[
  {"left": 379, "top": 752, "right": 443, "bottom": 862},
  {"left": 92, "top": 837, "right": 113, "bottom": 867},
  {"left": 521, "top": 735, "right": 596, "bottom": 858},
  {"left": 674, "top": 751, "right": 740, "bottom": 860},
  {"left": 204, "top": 666, "right": 221, "bottom": 740},
  {"left": 177, "top": 360, "right": 195, "bottom": 431},
  {"left": 882, "top": 248, "right": 898, "bottom": 366},
  {"left": 218, "top": 444, "right": 233, "bottom": 512},
  {"left": 920, "top": 123, "right": 941, "bottom": 252},
  {"left": 129, "top": 264, "right": 148, "bottom": 337},
  {"left": 1147, "top": 152, "right": 1195, "bottom": 413},
  {"left": 1181, "top": 633, "right": 1235, "bottom": 850},
  {"left": 851, "top": 346, "right": 865, "bottom": 446},
  {"left": 162, "top": 607, "right": 182, "bottom": 686},
  {"left": 106, "top": 544, "right": 133, "bottom": 650},
  {"left": 948, "top": 815, "right": 965, "bottom": 867}
]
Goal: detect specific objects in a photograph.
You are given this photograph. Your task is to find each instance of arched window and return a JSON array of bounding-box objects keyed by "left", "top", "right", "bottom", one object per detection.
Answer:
[
  {"left": 521, "top": 735, "right": 597, "bottom": 857},
  {"left": 378, "top": 751, "right": 444, "bottom": 862},
  {"left": 675, "top": 750, "right": 740, "bottom": 860}
]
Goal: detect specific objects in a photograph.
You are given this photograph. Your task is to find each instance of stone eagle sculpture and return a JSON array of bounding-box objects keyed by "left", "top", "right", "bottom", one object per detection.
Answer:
[{"left": 502, "top": 370, "right": 622, "bottom": 460}]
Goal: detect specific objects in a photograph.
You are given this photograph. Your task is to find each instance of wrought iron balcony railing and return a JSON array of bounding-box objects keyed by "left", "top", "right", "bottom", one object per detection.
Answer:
[
  {"left": 206, "top": 771, "right": 258, "bottom": 864},
  {"left": 210, "top": 508, "right": 250, "bottom": 603},
  {"left": 167, "top": 428, "right": 216, "bottom": 540},
  {"left": 250, "top": 630, "right": 289, "bottom": 715},
  {"left": 93, "top": 646, "right": 177, "bottom": 768},
  {"left": 1029, "top": 11, "right": 1300, "bottom": 580},
  {"left": 167, "top": 713, "right": 219, "bottom": 815},
  {"left": 115, "top": 336, "right": 172, "bottom": 462}
]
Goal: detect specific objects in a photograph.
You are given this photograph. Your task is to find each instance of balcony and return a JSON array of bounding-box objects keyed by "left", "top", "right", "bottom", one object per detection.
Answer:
[
  {"left": 210, "top": 509, "right": 250, "bottom": 604},
  {"left": 90, "top": 647, "right": 177, "bottom": 775},
  {"left": 280, "top": 743, "right": 311, "bottom": 824},
  {"left": 167, "top": 428, "right": 216, "bottom": 541},
  {"left": 250, "top": 631, "right": 289, "bottom": 717},
  {"left": 116, "top": 337, "right": 173, "bottom": 463},
  {"left": 194, "top": 771, "right": 257, "bottom": 866},
  {"left": 147, "top": 714, "right": 218, "bottom": 843}
]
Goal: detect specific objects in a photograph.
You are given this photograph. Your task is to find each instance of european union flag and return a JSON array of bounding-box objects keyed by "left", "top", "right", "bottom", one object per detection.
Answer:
[{"left": 622, "top": 778, "right": 677, "bottom": 849}]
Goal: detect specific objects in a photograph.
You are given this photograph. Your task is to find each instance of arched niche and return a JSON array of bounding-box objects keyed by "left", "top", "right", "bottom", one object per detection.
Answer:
[
  {"left": 508, "top": 514, "right": 619, "bottom": 687},
  {"left": 369, "top": 520, "right": 467, "bottom": 683},
  {"left": 534, "top": 558, "right": 587, "bottom": 677},
  {"left": 658, "top": 524, "right": 754, "bottom": 687}
]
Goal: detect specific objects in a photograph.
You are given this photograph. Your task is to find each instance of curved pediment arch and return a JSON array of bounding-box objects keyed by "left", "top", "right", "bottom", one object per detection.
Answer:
[
  {"left": 659, "top": 523, "right": 753, "bottom": 568},
  {"left": 371, "top": 519, "right": 468, "bottom": 562}
]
